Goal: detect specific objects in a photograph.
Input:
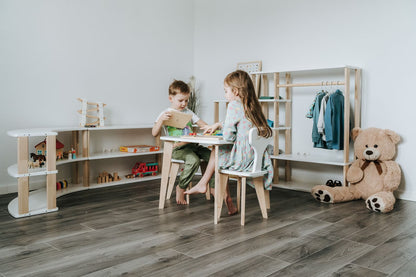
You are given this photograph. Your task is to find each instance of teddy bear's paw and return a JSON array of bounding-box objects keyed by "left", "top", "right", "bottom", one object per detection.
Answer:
[
  {"left": 313, "top": 189, "right": 333, "bottom": 203},
  {"left": 366, "top": 196, "right": 385, "bottom": 212}
]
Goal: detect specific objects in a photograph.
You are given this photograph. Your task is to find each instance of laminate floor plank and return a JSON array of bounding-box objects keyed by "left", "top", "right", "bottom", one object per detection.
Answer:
[
  {"left": 1, "top": 179, "right": 416, "bottom": 276},
  {"left": 261, "top": 233, "right": 339, "bottom": 263},
  {"left": 351, "top": 221, "right": 416, "bottom": 274},
  {"left": 267, "top": 239, "right": 374, "bottom": 277},
  {"left": 332, "top": 263, "right": 388, "bottom": 277},
  {"left": 389, "top": 255, "right": 416, "bottom": 276},
  {"left": 207, "top": 255, "right": 288, "bottom": 277}
]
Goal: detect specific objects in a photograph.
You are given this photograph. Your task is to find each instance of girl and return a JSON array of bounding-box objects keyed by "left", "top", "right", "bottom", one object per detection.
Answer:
[{"left": 185, "top": 70, "right": 273, "bottom": 215}]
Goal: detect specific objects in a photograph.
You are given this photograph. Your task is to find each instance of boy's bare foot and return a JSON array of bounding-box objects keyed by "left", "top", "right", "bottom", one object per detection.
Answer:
[
  {"left": 176, "top": 186, "right": 187, "bottom": 205},
  {"left": 226, "top": 196, "right": 238, "bottom": 216},
  {"left": 184, "top": 182, "right": 207, "bottom": 195}
]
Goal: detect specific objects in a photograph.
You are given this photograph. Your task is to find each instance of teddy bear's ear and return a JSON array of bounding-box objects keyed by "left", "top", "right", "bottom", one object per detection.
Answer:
[
  {"left": 351, "top": 127, "right": 361, "bottom": 141},
  {"left": 384, "top": 129, "right": 401, "bottom": 144}
]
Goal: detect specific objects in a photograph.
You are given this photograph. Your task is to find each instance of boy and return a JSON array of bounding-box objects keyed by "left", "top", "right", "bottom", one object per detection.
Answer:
[{"left": 152, "top": 80, "right": 213, "bottom": 205}]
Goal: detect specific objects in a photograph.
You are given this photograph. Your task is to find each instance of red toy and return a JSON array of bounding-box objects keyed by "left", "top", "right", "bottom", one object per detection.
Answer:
[{"left": 132, "top": 162, "right": 158, "bottom": 177}]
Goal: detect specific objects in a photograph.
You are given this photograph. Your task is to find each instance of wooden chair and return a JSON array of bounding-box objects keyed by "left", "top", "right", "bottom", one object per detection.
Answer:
[
  {"left": 219, "top": 128, "right": 272, "bottom": 225},
  {"left": 166, "top": 159, "right": 211, "bottom": 204}
]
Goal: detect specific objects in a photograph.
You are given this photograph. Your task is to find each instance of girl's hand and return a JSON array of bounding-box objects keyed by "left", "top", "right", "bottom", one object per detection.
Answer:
[{"left": 202, "top": 122, "right": 221, "bottom": 134}]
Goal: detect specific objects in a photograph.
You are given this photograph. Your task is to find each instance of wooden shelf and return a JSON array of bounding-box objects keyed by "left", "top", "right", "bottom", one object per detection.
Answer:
[
  {"left": 56, "top": 157, "right": 89, "bottom": 166},
  {"left": 7, "top": 124, "right": 162, "bottom": 218},
  {"left": 214, "top": 99, "right": 291, "bottom": 103},
  {"left": 7, "top": 164, "right": 58, "bottom": 178},
  {"left": 89, "top": 150, "right": 163, "bottom": 160},
  {"left": 272, "top": 180, "right": 315, "bottom": 193},
  {"left": 8, "top": 174, "right": 162, "bottom": 218},
  {"left": 272, "top": 126, "right": 291, "bottom": 131},
  {"left": 8, "top": 189, "right": 58, "bottom": 218},
  {"left": 250, "top": 65, "right": 360, "bottom": 75},
  {"left": 271, "top": 153, "right": 352, "bottom": 166}
]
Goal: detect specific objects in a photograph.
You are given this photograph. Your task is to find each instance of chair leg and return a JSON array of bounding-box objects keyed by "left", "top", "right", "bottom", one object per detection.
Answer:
[
  {"left": 200, "top": 161, "right": 211, "bottom": 200},
  {"left": 217, "top": 173, "right": 229, "bottom": 222},
  {"left": 166, "top": 162, "right": 180, "bottom": 200},
  {"left": 241, "top": 177, "right": 246, "bottom": 226},
  {"left": 236, "top": 178, "right": 241, "bottom": 212},
  {"left": 265, "top": 190, "right": 270, "bottom": 209},
  {"left": 253, "top": 177, "right": 268, "bottom": 219},
  {"left": 186, "top": 182, "right": 192, "bottom": 204}
]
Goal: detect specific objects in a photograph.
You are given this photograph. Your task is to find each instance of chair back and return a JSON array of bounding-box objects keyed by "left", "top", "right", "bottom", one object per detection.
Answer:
[{"left": 249, "top": 128, "right": 273, "bottom": 173}]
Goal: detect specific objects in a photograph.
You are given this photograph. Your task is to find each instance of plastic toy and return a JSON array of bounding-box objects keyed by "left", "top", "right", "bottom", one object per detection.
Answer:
[{"left": 132, "top": 162, "right": 158, "bottom": 177}]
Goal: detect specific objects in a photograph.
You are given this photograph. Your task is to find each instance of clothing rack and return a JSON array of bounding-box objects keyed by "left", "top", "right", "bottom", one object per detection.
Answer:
[
  {"left": 275, "top": 80, "right": 345, "bottom": 88},
  {"left": 250, "top": 66, "right": 361, "bottom": 187}
]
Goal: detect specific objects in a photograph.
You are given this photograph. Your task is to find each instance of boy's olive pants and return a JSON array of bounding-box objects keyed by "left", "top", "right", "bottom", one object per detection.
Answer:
[{"left": 171, "top": 143, "right": 215, "bottom": 189}]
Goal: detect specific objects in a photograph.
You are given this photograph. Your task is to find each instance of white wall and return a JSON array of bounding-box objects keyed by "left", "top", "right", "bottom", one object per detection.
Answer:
[
  {"left": 193, "top": 0, "right": 416, "bottom": 200},
  {"left": 0, "top": 0, "right": 194, "bottom": 193},
  {"left": 1, "top": 0, "right": 415, "bottom": 202}
]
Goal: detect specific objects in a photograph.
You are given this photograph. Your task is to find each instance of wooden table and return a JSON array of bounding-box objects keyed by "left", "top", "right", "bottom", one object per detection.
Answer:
[{"left": 159, "top": 136, "right": 233, "bottom": 224}]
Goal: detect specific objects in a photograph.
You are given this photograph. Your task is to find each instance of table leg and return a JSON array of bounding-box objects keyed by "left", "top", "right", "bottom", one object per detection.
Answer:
[
  {"left": 214, "top": 145, "right": 228, "bottom": 224},
  {"left": 159, "top": 141, "right": 173, "bottom": 209}
]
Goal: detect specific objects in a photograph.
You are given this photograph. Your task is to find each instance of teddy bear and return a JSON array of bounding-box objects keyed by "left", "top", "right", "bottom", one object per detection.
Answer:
[{"left": 311, "top": 127, "right": 401, "bottom": 213}]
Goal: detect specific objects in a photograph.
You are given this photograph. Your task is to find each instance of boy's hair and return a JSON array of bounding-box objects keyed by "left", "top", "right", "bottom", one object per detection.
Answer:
[
  {"left": 224, "top": 70, "right": 272, "bottom": 138},
  {"left": 169, "top": 80, "right": 190, "bottom": 96}
]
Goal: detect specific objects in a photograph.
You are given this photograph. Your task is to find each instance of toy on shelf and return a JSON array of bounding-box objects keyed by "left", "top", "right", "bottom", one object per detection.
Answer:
[
  {"left": 97, "top": 171, "right": 122, "bottom": 184},
  {"left": 132, "top": 162, "right": 158, "bottom": 177},
  {"left": 67, "top": 147, "right": 76, "bottom": 160},
  {"left": 32, "top": 138, "right": 65, "bottom": 163},
  {"left": 56, "top": 180, "right": 68, "bottom": 190},
  {"left": 77, "top": 98, "right": 106, "bottom": 127},
  {"left": 119, "top": 145, "right": 160, "bottom": 153},
  {"left": 30, "top": 153, "right": 46, "bottom": 168}
]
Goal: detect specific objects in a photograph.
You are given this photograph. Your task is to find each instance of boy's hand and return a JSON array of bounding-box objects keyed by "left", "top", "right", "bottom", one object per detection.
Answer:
[{"left": 160, "top": 111, "right": 172, "bottom": 122}]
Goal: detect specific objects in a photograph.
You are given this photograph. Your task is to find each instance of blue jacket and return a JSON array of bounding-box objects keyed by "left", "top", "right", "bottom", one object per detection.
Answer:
[{"left": 324, "top": 90, "right": 344, "bottom": 150}]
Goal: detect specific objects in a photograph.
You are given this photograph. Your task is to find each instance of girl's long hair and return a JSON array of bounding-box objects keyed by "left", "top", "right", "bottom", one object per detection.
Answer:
[{"left": 224, "top": 70, "right": 273, "bottom": 138}]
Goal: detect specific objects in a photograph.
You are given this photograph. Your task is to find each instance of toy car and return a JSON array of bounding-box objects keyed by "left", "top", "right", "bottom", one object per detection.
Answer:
[{"left": 132, "top": 162, "right": 158, "bottom": 177}]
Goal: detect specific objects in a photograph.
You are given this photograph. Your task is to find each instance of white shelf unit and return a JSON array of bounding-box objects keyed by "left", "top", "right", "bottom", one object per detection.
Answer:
[
  {"left": 7, "top": 125, "right": 162, "bottom": 218},
  {"left": 214, "top": 65, "right": 361, "bottom": 188}
]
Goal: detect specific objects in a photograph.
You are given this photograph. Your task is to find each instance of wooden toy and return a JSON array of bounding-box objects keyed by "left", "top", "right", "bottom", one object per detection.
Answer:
[
  {"left": 132, "top": 162, "right": 158, "bottom": 177},
  {"left": 77, "top": 98, "right": 107, "bottom": 127},
  {"left": 119, "top": 145, "right": 160, "bottom": 153},
  {"left": 163, "top": 110, "right": 192, "bottom": 129},
  {"left": 33, "top": 138, "right": 64, "bottom": 161},
  {"left": 97, "top": 171, "right": 122, "bottom": 184},
  {"left": 56, "top": 180, "right": 68, "bottom": 190}
]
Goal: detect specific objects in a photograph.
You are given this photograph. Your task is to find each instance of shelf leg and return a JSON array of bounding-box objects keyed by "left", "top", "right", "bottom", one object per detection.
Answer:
[
  {"left": 17, "top": 136, "right": 29, "bottom": 214},
  {"left": 343, "top": 165, "right": 348, "bottom": 187},
  {"left": 46, "top": 135, "right": 57, "bottom": 210},
  {"left": 72, "top": 131, "right": 79, "bottom": 184},
  {"left": 18, "top": 177, "right": 29, "bottom": 214},
  {"left": 214, "top": 101, "right": 219, "bottom": 123},
  {"left": 82, "top": 130, "right": 89, "bottom": 187},
  {"left": 83, "top": 160, "right": 89, "bottom": 187}
]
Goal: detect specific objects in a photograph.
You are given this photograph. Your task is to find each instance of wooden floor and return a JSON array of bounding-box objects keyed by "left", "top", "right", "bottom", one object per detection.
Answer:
[{"left": 1, "top": 179, "right": 416, "bottom": 277}]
